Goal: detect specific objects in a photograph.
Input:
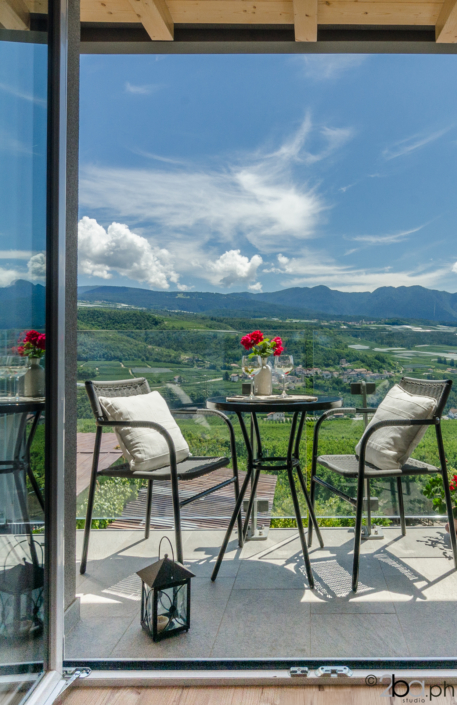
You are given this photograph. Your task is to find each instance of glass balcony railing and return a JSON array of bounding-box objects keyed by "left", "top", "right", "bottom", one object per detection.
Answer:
[{"left": 76, "top": 326, "right": 457, "bottom": 528}]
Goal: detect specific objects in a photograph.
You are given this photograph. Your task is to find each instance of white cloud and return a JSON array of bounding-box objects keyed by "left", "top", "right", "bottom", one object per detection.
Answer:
[
  {"left": 80, "top": 162, "right": 323, "bottom": 255},
  {"left": 79, "top": 115, "right": 353, "bottom": 256},
  {"left": 177, "top": 283, "right": 194, "bottom": 291},
  {"left": 0, "top": 267, "right": 23, "bottom": 287},
  {"left": 306, "top": 127, "right": 354, "bottom": 165},
  {"left": 382, "top": 127, "right": 451, "bottom": 161},
  {"left": 452, "top": 262, "right": 457, "bottom": 274},
  {"left": 0, "top": 250, "right": 33, "bottom": 259},
  {"left": 78, "top": 216, "right": 179, "bottom": 289},
  {"left": 339, "top": 183, "right": 356, "bottom": 193},
  {"left": 125, "top": 82, "right": 161, "bottom": 95},
  {"left": 208, "top": 250, "right": 263, "bottom": 288},
  {"left": 131, "top": 149, "right": 185, "bottom": 165},
  {"left": 300, "top": 55, "right": 367, "bottom": 81},
  {"left": 267, "top": 252, "right": 449, "bottom": 292},
  {"left": 349, "top": 225, "right": 425, "bottom": 245},
  {"left": 0, "top": 252, "right": 46, "bottom": 287},
  {"left": 248, "top": 282, "right": 263, "bottom": 293},
  {"left": 267, "top": 114, "right": 353, "bottom": 165},
  {"left": 0, "top": 81, "right": 46, "bottom": 107},
  {"left": 27, "top": 253, "right": 46, "bottom": 281}
]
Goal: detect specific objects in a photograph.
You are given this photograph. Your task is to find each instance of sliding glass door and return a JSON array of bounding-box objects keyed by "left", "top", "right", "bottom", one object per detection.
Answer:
[{"left": 0, "top": 0, "right": 67, "bottom": 699}]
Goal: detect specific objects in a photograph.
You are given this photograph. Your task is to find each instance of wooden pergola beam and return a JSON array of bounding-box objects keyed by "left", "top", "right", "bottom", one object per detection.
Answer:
[
  {"left": 293, "top": 0, "right": 317, "bottom": 41},
  {"left": 127, "top": 0, "right": 174, "bottom": 40},
  {"left": 0, "top": 0, "right": 30, "bottom": 29},
  {"left": 436, "top": 0, "right": 457, "bottom": 42}
]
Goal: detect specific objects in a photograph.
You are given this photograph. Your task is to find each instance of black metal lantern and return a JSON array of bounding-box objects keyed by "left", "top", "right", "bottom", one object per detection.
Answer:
[{"left": 137, "top": 538, "right": 194, "bottom": 642}]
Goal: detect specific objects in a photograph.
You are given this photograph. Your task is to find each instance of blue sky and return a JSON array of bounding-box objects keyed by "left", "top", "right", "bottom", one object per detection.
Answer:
[
  {"left": 77, "top": 53, "right": 457, "bottom": 294},
  {"left": 0, "top": 40, "right": 47, "bottom": 287}
]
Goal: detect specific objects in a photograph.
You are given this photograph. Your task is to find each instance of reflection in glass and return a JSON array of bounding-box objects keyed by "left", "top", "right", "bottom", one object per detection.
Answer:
[{"left": 0, "top": 8, "right": 48, "bottom": 696}]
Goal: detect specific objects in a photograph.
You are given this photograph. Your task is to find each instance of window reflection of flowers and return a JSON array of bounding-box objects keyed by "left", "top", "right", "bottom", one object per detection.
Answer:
[
  {"left": 240, "top": 330, "right": 284, "bottom": 358},
  {"left": 423, "top": 470, "right": 457, "bottom": 518},
  {"left": 17, "top": 330, "right": 46, "bottom": 359}
]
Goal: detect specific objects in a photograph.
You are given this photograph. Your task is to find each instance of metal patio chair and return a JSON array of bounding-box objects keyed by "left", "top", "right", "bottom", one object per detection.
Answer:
[
  {"left": 307, "top": 377, "right": 457, "bottom": 592},
  {"left": 80, "top": 378, "right": 242, "bottom": 574}
]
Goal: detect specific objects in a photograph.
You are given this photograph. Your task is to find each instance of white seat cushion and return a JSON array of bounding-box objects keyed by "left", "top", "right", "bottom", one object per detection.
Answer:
[
  {"left": 355, "top": 384, "right": 437, "bottom": 471},
  {"left": 99, "top": 391, "right": 190, "bottom": 472}
]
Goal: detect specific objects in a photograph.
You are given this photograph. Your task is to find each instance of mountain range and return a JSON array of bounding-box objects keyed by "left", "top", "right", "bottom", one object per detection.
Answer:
[
  {"left": 0, "top": 280, "right": 45, "bottom": 330},
  {"left": 77, "top": 283, "right": 457, "bottom": 324},
  {"left": 2, "top": 280, "right": 457, "bottom": 329}
]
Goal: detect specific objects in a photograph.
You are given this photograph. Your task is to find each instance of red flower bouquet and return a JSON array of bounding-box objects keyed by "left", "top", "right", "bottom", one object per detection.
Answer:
[
  {"left": 18, "top": 330, "right": 46, "bottom": 359},
  {"left": 240, "top": 330, "right": 283, "bottom": 358}
]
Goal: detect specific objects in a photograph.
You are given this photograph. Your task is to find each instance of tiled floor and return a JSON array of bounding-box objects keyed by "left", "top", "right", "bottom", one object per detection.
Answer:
[{"left": 67, "top": 526, "right": 457, "bottom": 659}]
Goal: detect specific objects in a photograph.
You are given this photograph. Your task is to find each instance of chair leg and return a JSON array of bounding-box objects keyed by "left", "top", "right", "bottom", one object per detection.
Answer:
[
  {"left": 144, "top": 480, "right": 153, "bottom": 539},
  {"left": 287, "top": 465, "right": 314, "bottom": 588},
  {"left": 296, "top": 464, "right": 324, "bottom": 549},
  {"left": 231, "top": 458, "right": 243, "bottom": 548},
  {"left": 352, "top": 468, "right": 365, "bottom": 592},
  {"left": 365, "top": 479, "right": 372, "bottom": 536},
  {"left": 397, "top": 476, "right": 406, "bottom": 536},
  {"left": 234, "top": 476, "right": 243, "bottom": 549},
  {"left": 170, "top": 467, "right": 184, "bottom": 564},
  {"left": 308, "top": 474, "right": 316, "bottom": 548},
  {"left": 80, "top": 427, "right": 102, "bottom": 575},
  {"left": 211, "top": 468, "right": 252, "bottom": 582},
  {"left": 242, "top": 466, "right": 261, "bottom": 543}
]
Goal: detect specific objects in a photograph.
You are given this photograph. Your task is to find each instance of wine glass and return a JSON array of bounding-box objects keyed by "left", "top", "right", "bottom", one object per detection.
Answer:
[
  {"left": 0, "top": 356, "right": 10, "bottom": 397},
  {"left": 275, "top": 355, "right": 294, "bottom": 398},
  {"left": 242, "top": 355, "right": 261, "bottom": 399},
  {"left": 7, "top": 356, "right": 28, "bottom": 400}
]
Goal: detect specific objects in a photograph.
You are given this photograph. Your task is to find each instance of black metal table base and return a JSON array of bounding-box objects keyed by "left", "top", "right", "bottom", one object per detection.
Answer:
[{"left": 211, "top": 409, "right": 324, "bottom": 587}]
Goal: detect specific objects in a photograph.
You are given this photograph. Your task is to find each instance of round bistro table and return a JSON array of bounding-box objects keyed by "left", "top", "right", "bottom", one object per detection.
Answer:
[
  {"left": 206, "top": 395, "right": 342, "bottom": 587},
  {"left": 0, "top": 398, "right": 45, "bottom": 569}
]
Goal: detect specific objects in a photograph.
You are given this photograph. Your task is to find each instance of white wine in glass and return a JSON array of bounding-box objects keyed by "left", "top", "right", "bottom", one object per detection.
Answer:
[
  {"left": 242, "top": 355, "right": 261, "bottom": 399},
  {"left": 274, "top": 355, "right": 294, "bottom": 397},
  {"left": 7, "top": 356, "right": 28, "bottom": 400}
]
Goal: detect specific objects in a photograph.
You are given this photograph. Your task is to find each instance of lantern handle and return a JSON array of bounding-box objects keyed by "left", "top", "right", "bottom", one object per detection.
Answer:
[{"left": 158, "top": 536, "right": 175, "bottom": 562}]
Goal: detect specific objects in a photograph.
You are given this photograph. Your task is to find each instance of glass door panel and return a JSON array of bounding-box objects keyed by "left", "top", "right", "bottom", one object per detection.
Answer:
[{"left": 0, "top": 12, "right": 48, "bottom": 701}]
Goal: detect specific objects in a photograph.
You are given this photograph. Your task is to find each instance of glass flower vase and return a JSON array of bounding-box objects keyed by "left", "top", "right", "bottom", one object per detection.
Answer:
[{"left": 254, "top": 358, "right": 272, "bottom": 396}]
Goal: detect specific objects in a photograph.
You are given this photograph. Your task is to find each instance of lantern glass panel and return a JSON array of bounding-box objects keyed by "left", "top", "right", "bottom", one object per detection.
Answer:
[{"left": 157, "top": 583, "right": 188, "bottom": 634}]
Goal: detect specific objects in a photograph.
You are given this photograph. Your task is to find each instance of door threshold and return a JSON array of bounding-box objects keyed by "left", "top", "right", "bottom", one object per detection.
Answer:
[{"left": 64, "top": 665, "right": 457, "bottom": 689}]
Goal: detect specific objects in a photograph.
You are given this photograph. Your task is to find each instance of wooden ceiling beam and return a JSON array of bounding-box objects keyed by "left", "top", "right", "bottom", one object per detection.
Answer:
[
  {"left": 436, "top": 0, "right": 457, "bottom": 41},
  {"left": 293, "top": 0, "right": 318, "bottom": 41},
  {"left": 80, "top": 0, "right": 443, "bottom": 28},
  {"left": 0, "top": 0, "right": 30, "bottom": 29},
  {"left": 127, "top": 0, "right": 174, "bottom": 39}
]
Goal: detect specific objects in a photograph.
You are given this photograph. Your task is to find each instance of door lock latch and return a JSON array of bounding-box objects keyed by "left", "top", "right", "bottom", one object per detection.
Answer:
[
  {"left": 290, "top": 667, "right": 309, "bottom": 677},
  {"left": 315, "top": 666, "right": 353, "bottom": 678}
]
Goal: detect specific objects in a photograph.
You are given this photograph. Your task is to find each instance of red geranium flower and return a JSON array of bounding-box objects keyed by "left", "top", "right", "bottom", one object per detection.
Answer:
[
  {"left": 272, "top": 336, "right": 284, "bottom": 356},
  {"left": 17, "top": 330, "right": 46, "bottom": 358},
  {"left": 24, "top": 330, "right": 40, "bottom": 345},
  {"left": 36, "top": 334, "right": 46, "bottom": 350},
  {"left": 250, "top": 330, "right": 264, "bottom": 345},
  {"left": 240, "top": 330, "right": 264, "bottom": 350},
  {"left": 241, "top": 334, "right": 254, "bottom": 351}
]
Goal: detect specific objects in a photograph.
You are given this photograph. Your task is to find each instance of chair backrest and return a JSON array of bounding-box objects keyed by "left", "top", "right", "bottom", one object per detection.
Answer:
[
  {"left": 85, "top": 378, "right": 151, "bottom": 421},
  {"left": 397, "top": 376, "right": 452, "bottom": 419}
]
